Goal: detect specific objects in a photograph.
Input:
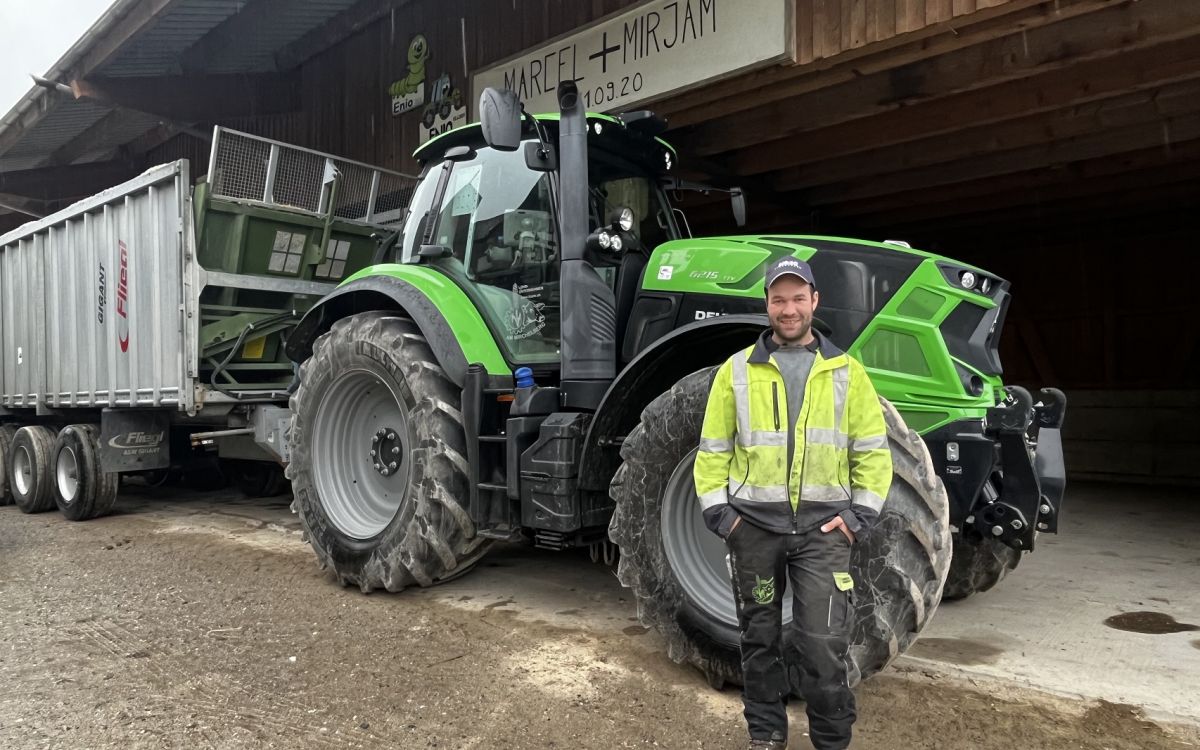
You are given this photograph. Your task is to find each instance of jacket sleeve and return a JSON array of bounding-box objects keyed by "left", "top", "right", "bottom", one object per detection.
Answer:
[
  {"left": 844, "top": 357, "right": 892, "bottom": 532},
  {"left": 694, "top": 359, "right": 739, "bottom": 538}
]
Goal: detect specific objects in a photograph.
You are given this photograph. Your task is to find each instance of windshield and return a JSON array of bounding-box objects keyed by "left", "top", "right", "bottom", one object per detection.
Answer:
[
  {"left": 398, "top": 138, "right": 678, "bottom": 366},
  {"left": 402, "top": 146, "right": 560, "bottom": 363}
]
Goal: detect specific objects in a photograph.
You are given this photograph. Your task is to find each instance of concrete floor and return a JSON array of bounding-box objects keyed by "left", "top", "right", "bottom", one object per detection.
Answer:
[
  {"left": 901, "top": 481, "right": 1200, "bottom": 724},
  {"left": 114, "top": 478, "right": 1200, "bottom": 725}
]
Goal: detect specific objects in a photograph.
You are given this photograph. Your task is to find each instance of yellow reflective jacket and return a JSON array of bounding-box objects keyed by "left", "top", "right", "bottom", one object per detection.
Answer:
[{"left": 694, "top": 330, "right": 892, "bottom": 538}]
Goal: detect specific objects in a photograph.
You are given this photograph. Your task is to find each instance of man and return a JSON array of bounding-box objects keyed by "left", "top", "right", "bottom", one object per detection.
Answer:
[{"left": 693, "top": 256, "right": 892, "bottom": 750}]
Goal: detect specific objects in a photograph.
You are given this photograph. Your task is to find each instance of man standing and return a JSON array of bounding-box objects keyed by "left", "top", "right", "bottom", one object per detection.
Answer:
[{"left": 693, "top": 256, "right": 893, "bottom": 750}]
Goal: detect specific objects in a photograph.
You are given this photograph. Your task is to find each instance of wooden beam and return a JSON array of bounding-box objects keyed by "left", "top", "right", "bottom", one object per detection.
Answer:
[
  {"left": 801, "top": 112, "right": 1200, "bottom": 206},
  {"left": 41, "top": 107, "right": 151, "bottom": 167},
  {"left": 275, "top": 0, "right": 418, "bottom": 71},
  {"left": 657, "top": 0, "right": 1107, "bottom": 128},
  {"left": 0, "top": 160, "right": 140, "bottom": 201},
  {"left": 853, "top": 154, "right": 1200, "bottom": 229},
  {"left": 772, "top": 77, "right": 1200, "bottom": 192},
  {"left": 824, "top": 136, "right": 1200, "bottom": 218},
  {"left": 67, "top": 73, "right": 299, "bottom": 121},
  {"left": 675, "top": 0, "right": 1200, "bottom": 157},
  {"left": 0, "top": 193, "right": 49, "bottom": 219},
  {"left": 732, "top": 33, "right": 1200, "bottom": 177},
  {"left": 858, "top": 181, "right": 1200, "bottom": 238}
]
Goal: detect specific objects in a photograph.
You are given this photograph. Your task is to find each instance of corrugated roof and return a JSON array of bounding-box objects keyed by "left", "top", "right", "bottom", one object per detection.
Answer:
[
  {"left": 101, "top": 1, "right": 254, "bottom": 78},
  {"left": 0, "top": 0, "right": 360, "bottom": 174}
]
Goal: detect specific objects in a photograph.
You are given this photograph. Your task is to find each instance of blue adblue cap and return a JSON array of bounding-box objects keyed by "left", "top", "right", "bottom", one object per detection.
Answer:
[{"left": 514, "top": 367, "right": 535, "bottom": 389}]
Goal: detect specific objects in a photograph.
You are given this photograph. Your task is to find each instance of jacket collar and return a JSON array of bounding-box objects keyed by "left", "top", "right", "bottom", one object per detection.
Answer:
[{"left": 748, "top": 327, "right": 844, "bottom": 365}]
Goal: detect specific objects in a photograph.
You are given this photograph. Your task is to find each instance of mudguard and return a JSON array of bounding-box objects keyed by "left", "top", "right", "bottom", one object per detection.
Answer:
[
  {"left": 285, "top": 266, "right": 510, "bottom": 388},
  {"left": 578, "top": 314, "right": 767, "bottom": 491}
]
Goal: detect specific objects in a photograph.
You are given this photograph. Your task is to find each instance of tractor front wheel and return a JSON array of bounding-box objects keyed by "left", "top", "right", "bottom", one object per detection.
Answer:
[
  {"left": 609, "top": 368, "right": 952, "bottom": 689},
  {"left": 287, "top": 311, "right": 490, "bottom": 592},
  {"left": 942, "top": 534, "right": 1021, "bottom": 600}
]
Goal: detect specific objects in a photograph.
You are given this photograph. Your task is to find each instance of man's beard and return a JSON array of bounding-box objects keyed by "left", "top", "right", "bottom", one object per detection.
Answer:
[{"left": 771, "top": 315, "right": 812, "bottom": 344}]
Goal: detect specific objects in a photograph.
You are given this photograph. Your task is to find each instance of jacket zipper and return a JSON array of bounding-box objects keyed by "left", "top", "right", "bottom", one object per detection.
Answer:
[{"left": 771, "top": 382, "right": 780, "bottom": 431}]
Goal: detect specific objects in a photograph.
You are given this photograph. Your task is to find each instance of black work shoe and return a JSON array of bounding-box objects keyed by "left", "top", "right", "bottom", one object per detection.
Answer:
[{"left": 748, "top": 732, "right": 787, "bottom": 749}]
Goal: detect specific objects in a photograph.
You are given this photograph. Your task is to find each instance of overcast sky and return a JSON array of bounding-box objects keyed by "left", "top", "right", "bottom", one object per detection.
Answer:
[{"left": 0, "top": 0, "right": 116, "bottom": 117}]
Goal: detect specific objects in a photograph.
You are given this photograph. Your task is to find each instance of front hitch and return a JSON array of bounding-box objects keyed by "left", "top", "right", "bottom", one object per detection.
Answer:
[{"left": 969, "top": 386, "right": 1067, "bottom": 551}]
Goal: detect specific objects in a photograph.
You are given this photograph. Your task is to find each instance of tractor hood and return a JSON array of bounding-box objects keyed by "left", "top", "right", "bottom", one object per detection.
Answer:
[{"left": 639, "top": 234, "right": 997, "bottom": 301}]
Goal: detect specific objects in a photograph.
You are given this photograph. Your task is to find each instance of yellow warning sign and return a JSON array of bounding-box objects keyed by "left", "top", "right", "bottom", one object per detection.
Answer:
[{"left": 242, "top": 336, "right": 267, "bottom": 360}]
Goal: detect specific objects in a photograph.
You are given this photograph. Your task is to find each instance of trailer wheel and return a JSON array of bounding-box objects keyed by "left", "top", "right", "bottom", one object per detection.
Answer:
[
  {"left": 9, "top": 426, "right": 58, "bottom": 514},
  {"left": 609, "top": 368, "right": 952, "bottom": 689},
  {"left": 220, "top": 459, "right": 289, "bottom": 498},
  {"left": 942, "top": 534, "right": 1022, "bottom": 600},
  {"left": 287, "top": 311, "right": 490, "bottom": 592},
  {"left": 54, "top": 425, "right": 119, "bottom": 521},
  {"left": 0, "top": 424, "right": 19, "bottom": 505}
]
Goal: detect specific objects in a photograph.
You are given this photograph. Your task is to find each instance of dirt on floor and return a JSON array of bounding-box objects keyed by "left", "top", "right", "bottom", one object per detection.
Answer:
[{"left": 0, "top": 494, "right": 1196, "bottom": 750}]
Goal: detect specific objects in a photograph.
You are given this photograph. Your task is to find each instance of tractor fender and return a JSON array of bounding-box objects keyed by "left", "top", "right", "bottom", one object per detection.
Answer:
[
  {"left": 578, "top": 314, "right": 767, "bottom": 491},
  {"left": 284, "top": 271, "right": 510, "bottom": 388}
]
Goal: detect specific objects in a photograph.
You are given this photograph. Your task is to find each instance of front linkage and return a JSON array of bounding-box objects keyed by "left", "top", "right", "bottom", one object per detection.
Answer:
[{"left": 967, "top": 386, "right": 1067, "bottom": 551}]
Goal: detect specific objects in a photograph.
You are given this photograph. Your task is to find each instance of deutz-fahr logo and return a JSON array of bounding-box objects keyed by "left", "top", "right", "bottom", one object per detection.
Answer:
[{"left": 117, "top": 241, "right": 130, "bottom": 353}]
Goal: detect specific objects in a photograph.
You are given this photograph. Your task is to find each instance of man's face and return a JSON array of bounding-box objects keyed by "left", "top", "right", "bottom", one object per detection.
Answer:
[{"left": 766, "top": 275, "right": 819, "bottom": 344}]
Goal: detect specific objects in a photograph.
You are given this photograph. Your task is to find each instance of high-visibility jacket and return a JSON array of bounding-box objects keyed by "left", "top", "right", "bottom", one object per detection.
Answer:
[{"left": 694, "top": 329, "right": 892, "bottom": 538}]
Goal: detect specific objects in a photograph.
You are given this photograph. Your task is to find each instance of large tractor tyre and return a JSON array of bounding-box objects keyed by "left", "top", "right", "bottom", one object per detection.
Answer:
[
  {"left": 8, "top": 425, "right": 59, "bottom": 514},
  {"left": 287, "top": 311, "right": 491, "bottom": 592},
  {"left": 53, "top": 424, "right": 120, "bottom": 522},
  {"left": 941, "top": 534, "right": 1022, "bottom": 600},
  {"left": 221, "top": 459, "right": 289, "bottom": 498},
  {"left": 0, "top": 424, "right": 19, "bottom": 505},
  {"left": 609, "top": 368, "right": 952, "bottom": 690}
]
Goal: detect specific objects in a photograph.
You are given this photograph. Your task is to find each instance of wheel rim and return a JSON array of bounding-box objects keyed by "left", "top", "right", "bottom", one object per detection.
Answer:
[
  {"left": 56, "top": 444, "right": 80, "bottom": 504},
  {"left": 13, "top": 445, "right": 33, "bottom": 496},
  {"left": 660, "top": 450, "right": 793, "bottom": 632},
  {"left": 311, "top": 368, "right": 413, "bottom": 540}
]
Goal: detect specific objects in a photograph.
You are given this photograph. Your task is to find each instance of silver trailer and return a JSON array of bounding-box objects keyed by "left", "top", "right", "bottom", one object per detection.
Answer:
[{"left": 0, "top": 130, "right": 414, "bottom": 518}]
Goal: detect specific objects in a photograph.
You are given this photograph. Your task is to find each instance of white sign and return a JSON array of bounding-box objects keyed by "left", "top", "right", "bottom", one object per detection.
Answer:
[
  {"left": 392, "top": 84, "right": 425, "bottom": 116},
  {"left": 419, "top": 103, "right": 469, "bottom": 145},
  {"left": 473, "top": 0, "right": 794, "bottom": 115}
]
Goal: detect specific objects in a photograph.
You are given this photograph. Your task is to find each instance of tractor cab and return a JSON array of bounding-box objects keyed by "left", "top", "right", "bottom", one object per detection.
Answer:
[{"left": 389, "top": 95, "right": 727, "bottom": 379}]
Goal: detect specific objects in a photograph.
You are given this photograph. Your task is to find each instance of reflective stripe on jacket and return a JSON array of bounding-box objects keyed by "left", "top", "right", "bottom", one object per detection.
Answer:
[{"left": 694, "top": 329, "right": 892, "bottom": 537}]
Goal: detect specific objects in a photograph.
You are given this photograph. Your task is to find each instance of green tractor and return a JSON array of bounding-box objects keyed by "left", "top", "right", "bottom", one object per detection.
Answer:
[{"left": 283, "top": 84, "right": 1066, "bottom": 687}]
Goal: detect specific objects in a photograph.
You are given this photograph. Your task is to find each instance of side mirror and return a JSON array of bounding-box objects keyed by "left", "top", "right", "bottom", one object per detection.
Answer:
[
  {"left": 479, "top": 88, "right": 522, "bottom": 152},
  {"left": 731, "top": 187, "right": 746, "bottom": 227}
]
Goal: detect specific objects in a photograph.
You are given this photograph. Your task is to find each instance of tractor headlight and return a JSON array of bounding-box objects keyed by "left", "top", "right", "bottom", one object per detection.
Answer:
[
  {"left": 610, "top": 234, "right": 623, "bottom": 252},
  {"left": 960, "top": 271, "right": 977, "bottom": 289},
  {"left": 617, "top": 207, "right": 635, "bottom": 232},
  {"left": 593, "top": 122, "right": 603, "bottom": 135},
  {"left": 980, "top": 277, "right": 992, "bottom": 295},
  {"left": 597, "top": 232, "right": 612, "bottom": 250}
]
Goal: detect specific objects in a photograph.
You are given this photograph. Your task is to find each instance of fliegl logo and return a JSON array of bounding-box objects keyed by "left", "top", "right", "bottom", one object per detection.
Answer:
[
  {"left": 108, "top": 431, "right": 165, "bottom": 455},
  {"left": 116, "top": 241, "right": 130, "bottom": 352}
]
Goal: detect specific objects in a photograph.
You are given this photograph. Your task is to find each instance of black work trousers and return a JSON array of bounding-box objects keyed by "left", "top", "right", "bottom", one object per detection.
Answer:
[{"left": 726, "top": 518, "right": 856, "bottom": 750}]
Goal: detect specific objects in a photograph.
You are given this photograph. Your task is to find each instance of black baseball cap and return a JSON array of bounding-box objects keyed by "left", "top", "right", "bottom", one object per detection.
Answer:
[{"left": 764, "top": 256, "right": 817, "bottom": 291}]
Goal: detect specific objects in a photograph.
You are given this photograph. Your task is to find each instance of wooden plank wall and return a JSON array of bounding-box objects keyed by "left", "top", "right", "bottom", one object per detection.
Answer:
[
  {"left": 799, "top": 0, "right": 1015, "bottom": 63},
  {"left": 146, "top": 0, "right": 1031, "bottom": 174}
]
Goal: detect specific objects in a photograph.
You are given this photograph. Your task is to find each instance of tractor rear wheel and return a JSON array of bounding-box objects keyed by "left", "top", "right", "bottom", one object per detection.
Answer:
[
  {"left": 287, "top": 311, "right": 490, "bottom": 592},
  {"left": 609, "top": 367, "right": 951, "bottom": 689},
  {"left": 942, "top": 534, "right": 1021, "bottom": 600}
]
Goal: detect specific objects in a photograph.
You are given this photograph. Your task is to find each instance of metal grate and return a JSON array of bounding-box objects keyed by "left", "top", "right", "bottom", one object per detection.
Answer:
[{"left": 207, "top": 127, "right": 418, "bottom": 226}]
